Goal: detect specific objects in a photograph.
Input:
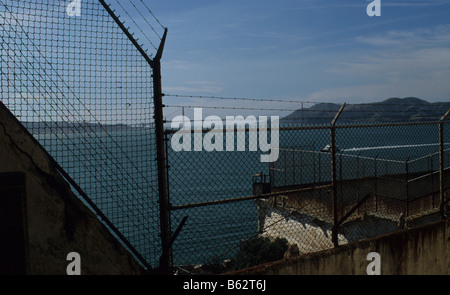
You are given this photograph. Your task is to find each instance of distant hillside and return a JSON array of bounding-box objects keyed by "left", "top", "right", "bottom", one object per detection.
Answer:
[{"left": 282, "top": 97, "right": 450, "bottom": 125}]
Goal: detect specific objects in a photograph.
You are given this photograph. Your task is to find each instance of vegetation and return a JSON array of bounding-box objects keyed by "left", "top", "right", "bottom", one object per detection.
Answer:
[
  {"left": 179, "top": 236, "right": 289, "bottom": 275},
  {"left": 228, "top": 237, "right": 288, "bottom": 271}
]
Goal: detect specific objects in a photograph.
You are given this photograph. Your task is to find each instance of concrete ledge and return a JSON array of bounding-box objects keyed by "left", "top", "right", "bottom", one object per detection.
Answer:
[{"left": 224, "top": 219, "right": 449, "bottom": 275}]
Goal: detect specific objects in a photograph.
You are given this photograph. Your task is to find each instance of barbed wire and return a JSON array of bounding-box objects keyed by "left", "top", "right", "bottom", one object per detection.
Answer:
[
  {"left": 165, "top": 104, "right": 302, "bottom": 113},
  {"left": 140, "top": 0, "right": 165, "bottom": 30},
  {"left": 164, "top": 93, "right": 450, "bottom": 110},
  {"left": 164, "top": 104, "right": 449, "bottom": 116},
  {"left": 128, "top": 0, "right": 162, "bottom": 39},
  {"left": 164, "top": 93, "right": 323, "bottom": 105},
  {"left": 114, "top": 0, "right": 158, "bottom": 50}
]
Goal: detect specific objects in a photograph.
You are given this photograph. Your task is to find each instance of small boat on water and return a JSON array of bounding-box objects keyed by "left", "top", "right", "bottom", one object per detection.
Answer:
[{"left": 321, "top": 144, "right": 340, "bottom": 152}]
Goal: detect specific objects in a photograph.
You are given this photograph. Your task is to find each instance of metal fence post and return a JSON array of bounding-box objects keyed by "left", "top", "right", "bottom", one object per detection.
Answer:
[
  {"left": 330, "top": 103, "right": 346, "bottom": 247},
  {"left": 356, "top": 153, "right": 360, "bottom": 211},
  {"left": 292, "top": 147, "right": 296, "bottom": 185},
  {"left": 439, "top": 110, "right": 450, "bottom": 219},
  {"left": 152, "top": 29, "right": 171, "bottom": 274},
  {"left": 284, "top": 149, "right": 287, "bottom": 186},
  {"left": 313, "top": 145, "right": 317, "bottom": 185},
  {"left": 405, "top": 156, "right": 410, "bottom": 217},
  {"left": 430, "top": 154, "right": 434, "bottom": 208},
  {"left": 339, "top": 151, "right": 344, "bottom": 218},
  {"left": 318, "top": 151, "right": 321, "bottom": 183},
  {"left": 164, "top": 131, "right": 173, "bottom": 267},
  {"left": 374, "top": 154, "right": 378, "bottom": 212},
  {"left": 98, "top": 0, "right": 171, "bottom": 273},
  {"left": 300, "top": 147, "right": 303, "bottom": 185}
]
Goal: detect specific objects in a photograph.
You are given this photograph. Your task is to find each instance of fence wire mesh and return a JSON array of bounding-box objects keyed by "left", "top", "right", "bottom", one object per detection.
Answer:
[
  {"left": 166, "top": 127, "right": 268, "bottom": 269},
  {"left": 0, "top": 0, "right": 161, "bottom": 269},
  {"left": 333, "top": 123, "right": 447, "bottom": 243},
  {"left": 165, "top": 106, "right": 450, "bottom": 274},
  {"left": 1, "top": 0, "right": 450, "bottom": 276}
]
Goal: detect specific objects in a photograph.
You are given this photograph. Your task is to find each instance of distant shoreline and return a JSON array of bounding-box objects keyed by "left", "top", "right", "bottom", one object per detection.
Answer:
[
  {"left": 282, "top": 97, "right": 450, "bottom": 125},
  {"left": 22, "top": 121, "right": 154, "bottom": 134}
]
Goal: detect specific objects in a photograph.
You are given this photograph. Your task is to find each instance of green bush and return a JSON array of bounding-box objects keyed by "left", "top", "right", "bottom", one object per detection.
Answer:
[{"left": 230, "top": 237, "right": 288, "bottom": 270}]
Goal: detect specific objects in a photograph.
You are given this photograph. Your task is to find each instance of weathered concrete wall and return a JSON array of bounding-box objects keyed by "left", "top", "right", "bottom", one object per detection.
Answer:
[
  {"left": 257, "top": 199, "right": 402, "bottom": 255},
  {"left": 0, "top": 103, "right": 146, "bottom": 274},
  {"left": 257, "top": 199, "right": 337, "bottom": 253},
  {"left": 227, "top": 219, "right": 449, "bottom": 275}
]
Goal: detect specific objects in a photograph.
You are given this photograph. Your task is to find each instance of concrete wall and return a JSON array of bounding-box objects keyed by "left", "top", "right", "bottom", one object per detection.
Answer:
[
  {"left": 0, "top": 103, "right": 146, "bottom": 275},
  {"left": 256, "top": 199, "right": 403, "bottom": 255},
  {"left": 227, "top": 219, "right": 449, "bottom": 275}
]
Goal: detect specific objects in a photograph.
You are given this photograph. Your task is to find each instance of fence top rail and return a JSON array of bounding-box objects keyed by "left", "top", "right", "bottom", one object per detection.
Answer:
[
  {"left": 333, "top": 120, "right": 444, "bottom": 129},
  {"left": 407, "top": 170, "right": 441, "bottom": 183},
  {"left": 408, "top": 147, "right": 450, "bottom": 164},
  {"left": 276, "top": 147, "right": 408, "bottom": 164},
  {"left": 164, "top": 119, "right": 448, "bottom": 134},
  {"left": 170, "top": 184, "right": 333, "bottom": 210},
  {"left": 164, "top": 125, "right": 331, "bottom": 134},
  {"left": 281, "top": 120, "right": 445, "bottom": 129}
]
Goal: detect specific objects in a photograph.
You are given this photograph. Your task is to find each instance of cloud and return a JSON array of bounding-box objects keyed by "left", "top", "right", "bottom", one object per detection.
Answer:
[
  {"left": 381, "top": 0, "right": 450, "bottom": 7},
  {"left": 164, "top": 60, "right": 197, "bottom": 70},
  {"left": 347, "top": 26, "right": 450, "bottom": 80},
  {"left": 306, "top": 69, "right": 450, "bottom": 104},
  {"left": 310, "top": 24, "right": 450, "bottom": 103},
  {"left": 356, "top": 25, "right": 450, "bottom": 48}
]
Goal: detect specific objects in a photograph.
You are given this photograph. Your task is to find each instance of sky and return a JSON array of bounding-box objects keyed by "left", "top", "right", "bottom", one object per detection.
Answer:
[
  {"left": 5, "top": 0, "right": 450, "bottom": 121},
  {"left": 115, "top": 0, "right": 450, "bottom": 109}
]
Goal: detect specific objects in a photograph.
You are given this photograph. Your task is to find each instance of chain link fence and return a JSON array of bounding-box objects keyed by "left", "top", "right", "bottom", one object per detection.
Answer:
[
  {"left": 166, "top": 127, "right": 268, "bottom": 270},
  {"left": 165, "top": 114, "right": 450, "bottom": 274},
  {"left": 2, "top": 0, "right": 449, "bottom": 276},
  {"left": 0, "top": 0, "right": 162, "bottom": 270}
]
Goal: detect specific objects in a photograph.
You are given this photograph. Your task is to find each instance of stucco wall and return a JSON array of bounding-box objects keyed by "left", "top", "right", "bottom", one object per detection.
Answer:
[{"left": 0, "top": 103, "right": 146, "bottom": 275}]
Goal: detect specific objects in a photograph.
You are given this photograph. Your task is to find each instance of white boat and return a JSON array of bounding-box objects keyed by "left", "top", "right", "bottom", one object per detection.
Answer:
[{"left": 321, "top": 144, "right": 340, "bottom": 152}]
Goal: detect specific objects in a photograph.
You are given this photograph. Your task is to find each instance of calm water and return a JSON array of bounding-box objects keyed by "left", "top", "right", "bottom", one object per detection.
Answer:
[{"left": 35, "top": 123, "right": 450, "bottom": 266}]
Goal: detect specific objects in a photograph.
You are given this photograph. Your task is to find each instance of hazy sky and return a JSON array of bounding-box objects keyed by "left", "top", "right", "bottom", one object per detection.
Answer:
[
  {"left": 4, "top": 0, "right": 450, "bottom": 120},
  {"left": 116, "top": 0, "right": 450, "bottom": 106}
]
